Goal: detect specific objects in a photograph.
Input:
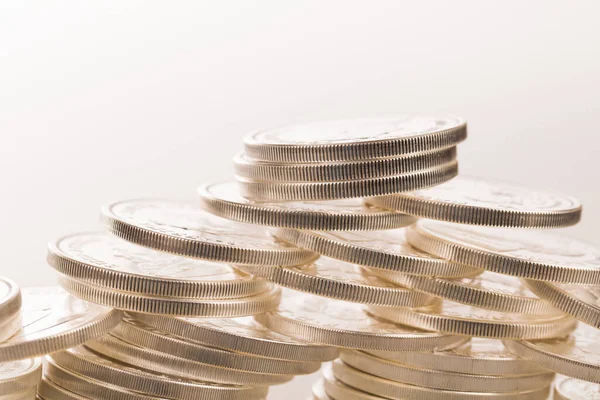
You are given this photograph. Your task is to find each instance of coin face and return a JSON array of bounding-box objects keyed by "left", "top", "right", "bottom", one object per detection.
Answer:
[
  {"left": 555, "top": 377, "right": 600, "bottom": 400},
  {"left": 0, "top": 358, "right": 42, "bottom": 394},
  {"left": 0, "top": 278, "right": 21, "bottom": 318}
]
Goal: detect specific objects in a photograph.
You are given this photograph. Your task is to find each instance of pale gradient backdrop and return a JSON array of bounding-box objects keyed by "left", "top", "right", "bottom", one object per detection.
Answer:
[{"left": 1, "top": 1, "right": 599, "bottom": 398}]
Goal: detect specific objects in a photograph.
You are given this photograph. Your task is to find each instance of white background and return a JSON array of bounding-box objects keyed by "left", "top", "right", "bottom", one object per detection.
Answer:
[{"left": 1, "top": 1, "right": 599, "bottom": 398}]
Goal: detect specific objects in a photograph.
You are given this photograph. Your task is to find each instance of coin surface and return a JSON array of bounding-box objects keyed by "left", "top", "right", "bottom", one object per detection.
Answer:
[
  {"left": 243, "top": 115, "right": 467, "bottom": 162},
  {"left": 554, "top": 376, "right": 600, "bottom": 400},
  {"left": 48, "top": 232, "right": 270, "bottom": 299},
  {"left": 0, "top": 358, "right": 42, "bottom": 394},
  {"left": 0, "top": 287, "right": 122, "bottom": 363},
  {"left": 275, "top": 228, "right": 479, "bottom": 278},
  {"left": 238, "top": 161, "right": 458, "bottom": 201},
  {"left": 367, "top": 176, "right": 582, "bottom": 228},
  {"left": 199, "top": 182, "right": 416, "bottom": 231},
  {"left": 237, "top": 257, "right": 436, "bottom": 307},
  {"left": 234, "top": 147, "right": 457, "bottom": 182},
  {"left": 368, "top": 300, "right": 576, "bottom": 339},
  {"left": 0, "top": 278, "right": 22, "bottom": 342},
  {"left": 255, "top": 289, "right": 467, "bottom": 351},
  {"left": 103, "top": 199, "right": 317, "bottom": 267},
  {"left": 59, "top": 276, "right": 280, "bottom": 317},
  {"left": 370, "top": 269, "right": 558, "bottom": 315},
  {"left": 407, "top": 220, "right": 600, "bottom": 284},
  {"left": 131, "top": 313, "right": 339, "bottom": 362}
]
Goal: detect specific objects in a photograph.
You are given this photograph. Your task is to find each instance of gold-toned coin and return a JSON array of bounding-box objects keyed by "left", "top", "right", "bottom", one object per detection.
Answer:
[
  {"left": 255, "top": 289, "right": 467, "bottom": 351},
  {"left": 503, "top": 323, "right": 600, "bottom": 383},
  {"left": 407, "top": 220, "right": 600, "bottom": 284},
  {"left": 85, "top": 333, "right": 292, "bottom": 386},
  {"left": 0, "top": 287, "right": 122, "bottom": 363},
  {"left": 198, "top": 182, "right": 416, "bottom": 231},
  {"left": 0, "top": 386, "right": 37, "bottom": 400},
  {"left": 50, "top": 347, "right": 268, "bottom": 400},
  {"left": 48, "top": 232, "right": 270, "bottom": 299},
  {"left": 243, "top": 114, "right": 467, "bottom": 162},
  {"left": 238, "top": 161, "right": 458, "bottom": 201},
  {"left": 368, "top": 300, "right": 576, "bottom": 339},
  {"left": 0, "top": 358, "right": 42, "bottom": 394},
  {"left": 0, "top": 314, "right": 21, "bottom": 345},
  {"left": 370, "top": 269, "right": 558, "bottom": 315},
  {"left": 331, "top": 359, "right": 552, "bottom": 400},
  {"left": 340, "top": 350, "right": 554, "bottom": 393},
  {"left": 234, "top": 147, "right": 458, "bottom": 182},
  {"left": 367, "top": 337, "right": 545, "bottom": 375},
  {"left": 38, "top": 378, "right": 89, "bottom": 400},
  {"left": 322, "top": 363, "right": 381, "bottom": 400},
  {"left": 103, "top": 199, "right": 317, "bottom": 267},
  {"left": 130, "top": 313, "right": 339, "bottom": 362},
  {"left": 0, "top": 278, "right": 22, "bottom": 342},
  {"left": 236, "top": 257, "right": 436, "bottom": 307},
  {"left": 59, "top": 276, "right": 280, "bottom": 317},
  {"left": 367, "top": 176, "right": 581, "bottom": 228},
  {"left": 275, "top": 228, "right": 479, "bottom": 278},
  {"left": 554, "top": 376, "right": 600, "bottom": 400}
]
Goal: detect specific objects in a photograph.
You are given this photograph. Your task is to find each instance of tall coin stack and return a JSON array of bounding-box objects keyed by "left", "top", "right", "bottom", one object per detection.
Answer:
[{"left": 0, "top": 115, "right": 598, "bottom": 400}]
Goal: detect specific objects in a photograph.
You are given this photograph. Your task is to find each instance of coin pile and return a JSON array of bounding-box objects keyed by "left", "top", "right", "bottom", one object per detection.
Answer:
[{"left": 1, "top": 114, "right": 599, "bottom": 400}]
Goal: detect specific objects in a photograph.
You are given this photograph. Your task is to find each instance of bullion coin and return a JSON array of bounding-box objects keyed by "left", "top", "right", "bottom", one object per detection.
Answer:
[
  {"left": 0, "top": 358, "right": 42, "bottom": 394},
  {"left": 0, "top": 278, "right": 22, "bottom": 342},
  {"left": 554, "top": 376, "right": 600, "bottom": 400}
]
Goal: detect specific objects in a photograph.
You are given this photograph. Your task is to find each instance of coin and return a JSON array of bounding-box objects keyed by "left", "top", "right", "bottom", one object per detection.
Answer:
[
  {"left": 503, "top": 323, "right": 600, "bottom": 383},
  {"left": 48, "top": 232, "right": 269, "bottom": 299},
  {"left": 130, "top": 313, "right": 339, "bottom": 362},
  {"left": 368, "top": 300, "right": 576, "bottom": 339},
  {"left": 0, "top": 386, "right": 37, "bottom": 400},
  {"left": 238, "top": 161, "right": 458, "bottom": 201},
  {"left": 58, "top": 275, "right": 280, "bottom": 317},
  {"left": 322, "top": 362, "right": 381, "bottom": 400},
  {"left": 255, "top": 289, "right": 467, "bottom": 351},
  {"left": 275, "top": 228, "right": 479, "bottom": 278},
  {"left": 310, "top": 378, "right": 331, "bottom": 400},
  {"left": 103, "top": 199, "right": 317, "bottom": 267},
  {"left": 366, "top": 337, "right": 545, "bottom": 375},
  {"left": 50, "top": 347, "right": 268, "bottom": 400},
  {"left": 236, "top": 257, "right": 436, "bottom": 307},
  {"left": 38, "top": 378, "right": 89, "bottom": 400},
  {"left": 0, "top": 314, "right": 21, "bottom": 345},
  {"left": 0, "top": 278, "right": 21, "bottom": 325},
  {"left": 0, "top": 358, "right": 41, "bottom": 394},
  {"left": 243, "top": 115, "right": 467, "bottom": 162},
  {"left": 0, "top": 287, "right": 122, "bottom": 363},
  {"left": 339, "top": 350, "right": 554, "bottom": 393},
  {"left": 198, "top": 182, "right": 416, "bottom": 231},
  {"left": 407, "top": 220, "right": 600, "bottom": 284},
  {"left": 367, "top": 176, "right": 582, "bottom": 228},
  {"left": 234, "top": 147, "right": 458, "bottom": 182},
  {"left": 369, "top": 269, "right": 558, "bottom": 315},
  {"left": 554, "top": 376, "right": 600, "bottom": 400}
]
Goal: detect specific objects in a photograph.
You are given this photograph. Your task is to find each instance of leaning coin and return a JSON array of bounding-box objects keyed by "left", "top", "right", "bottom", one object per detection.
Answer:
[
  {"left": 234, "top": 147, "right": 457, "bottom": 182},
  {"left": 48, "top": 232, "right": 269, "bottom": 299},
  {"left": 554, "top": 376, "right": 600, "bottom": 400},
  {"left": 0, "top": 358, "right": 42, "bottom": 394},
  {"left": 103, "top": 199, "right": 317, "bottom": 267},
  {"left": 275, "top": 228, "right": 479, "bottom": 278},
  {"left": 368, "top": 300, "right": 576, "bottom": 339},
  {"left": 236, "top": 257, "right": 436, "bottom": 307},
  {"left": 407, "top": 220, "right": 600, "bottom": 284},
  {"left": 38, "top": 378, "right": 91, "bottom": 400},
  {"left": 243, "top": 114, "right": 467, "bottom": 162},
  {"left": 0, "top": 278, "right": 22, "bottom": 342},
  {"left": 238, "top": 161, "right": 458, "bottom": 201},
  {"left": 503, "top": 323, "right": 600, "bottom": 383},
  {"left": 59, "top": 276, "right": 280, "bottom": 317},
  {"left": 255, "top": 289, "right": 467, "bottom": 351},
  {"left": 370, "top": 269, "right": 558, "bottom": 315},
  {"left": 367, "top": 175, "right": 581, "bottom": 228},
  {"left": 130, "top": 313, "right": 339, "bottom": 362},
  {"left": 199, "top": 182, "right": 415, "bottom": 231},
  {"left": 0, "top": 287, "right": 122, "bottom": 363}
]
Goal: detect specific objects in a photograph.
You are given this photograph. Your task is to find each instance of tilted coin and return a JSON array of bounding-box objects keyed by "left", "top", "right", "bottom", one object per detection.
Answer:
[
  {"left": 554, "top": 376, "right": 600, "bottom": 400},
  {"left": 255, "top": 289, "right": 467, "bottom": 351},
  {"left": 0, "top": 358, "right": 42, "bottom": 394},
  {"left": 0, "top": 386, "right": 37, "bottom": 400},
  {"left": 0, "top": 287, "right": 122, "bottom": 363},
  {"left": 503, "top": 323, "right": 600, "bottom": 383},
  {"left": 198, "top": 182, "right": 416, "bottom": 231},
  {"left": 368, "top": 300, "right": 576, "bottom": 339},
  {"left": 275, "top": 228, "right": 479, "bottom": 278},
  {"left": 237, "top": 257, "right": 436, "bottom": 307},
  {"left": 238, "top": 161, "right": 458, "bottom": 201},
  {"left": 370, "top": 269, "right": 558, "bottom": 315},
  {"left": 131, "top": 313, "right": 339, "bottom": 362},
  {"left": 48, "top": 232, "right": 270, "bottom": 299},
  {"left": 38, "top": 378, "right": 89, "bottom": 400},
  {"left": 58, "top": 276, "right": 280, "bottom": 317},
  {"left": 321, "top": 363, "right": 381, "bottom": 400},
  {"left": 234, "top": 147, "right": 458, "bottom": 182},
  {"left": 367, "top": 175, "right": 581, "bottom": 228},
  {"left": 243, "top": 114, "right": 467, "bottom": 162},
  {"left": 0, "top": 278, "right": 22, "bottom": 342},
  {"left": 102, "top": 199, "right": 317, "bottom": 267},
  {"left": 339, "top": 350, "right": 554, "bottom": 393},
  {"left": 407, "top": 220, "right": 600, "bottom": 284},
  {"left": 50, "top": 347, "right": 268, "bottom": 400},
  {"left": 367, "top": 337, "right": 545, "bottom": 375}
]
